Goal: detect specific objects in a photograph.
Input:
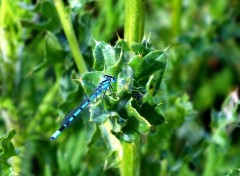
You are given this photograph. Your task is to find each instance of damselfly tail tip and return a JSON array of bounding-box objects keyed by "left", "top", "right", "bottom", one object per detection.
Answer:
[
  {"left": 50, "top": 130, "right": 61, "bottom": 141},
  {"left": 50, "top": 136, "right": 55, "bottom": 141}
]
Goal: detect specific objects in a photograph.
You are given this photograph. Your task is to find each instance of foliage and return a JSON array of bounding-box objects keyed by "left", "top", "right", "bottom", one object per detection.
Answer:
[
  {"left": 0, "top": 130, "right": 16, "bottom": 176},
  {"left": 0, "top": 0, "right": 239, "bottom": 175}
]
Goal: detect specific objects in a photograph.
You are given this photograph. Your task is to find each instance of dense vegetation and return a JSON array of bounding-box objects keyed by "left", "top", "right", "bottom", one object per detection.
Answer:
[{"left": 0, "top": 0, "right": 239, "bottom": 175}]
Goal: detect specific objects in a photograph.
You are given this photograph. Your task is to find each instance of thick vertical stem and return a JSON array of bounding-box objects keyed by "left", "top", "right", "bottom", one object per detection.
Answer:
[
  {"left": 171, "top": 0, "right": 182, "bottom": 37},
  {"left": 121, "top": 140, "right": 141, "bottom": 176},
  {"left": 122, "top": 0, "right": 145, "bottom": 176},
  {"left": 54, "top": 0, "right": 88, "bottom": 74},
  {"left": 124, "top": 0, "right": 145, "bottom": 46}
]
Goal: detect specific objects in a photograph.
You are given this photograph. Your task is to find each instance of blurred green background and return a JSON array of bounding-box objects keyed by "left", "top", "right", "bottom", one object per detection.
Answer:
[{"left": 0, "top": 0, "right": 240, "bottom": 175}]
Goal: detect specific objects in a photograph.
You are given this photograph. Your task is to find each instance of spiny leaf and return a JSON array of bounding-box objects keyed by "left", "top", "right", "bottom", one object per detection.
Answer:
[
  {"left": 90, "top": 101, "right": 108, "bottom": 125},
  {"left": 128, "top": 55, "right": 145, "bottom": 79},
  {"left": 116, "top": 73, "right": 132, "bottom": 98},
  {"left": 0, "top": 129, "right": 16, "bottom": 161},
  {"left": 142, "top": 75, "right": 155, "bottom": 105},
  {"left": 138, "top": 103, "right": 164, "bottom": 126},
  {"left": 112, "top": 127, "right": 139, "bottom": 143},
  {"left": 115, "top": 39, "right": 129, "bottom": 52},
  {"left": 140, "top": 50, "right": 165, "bottom": 78},
  {"left": 93, "top": 41, "right": 119, "bottom": 69},
  {"left": 109, "top": 112, "right": 127, "bottom": 133},
  {"left": 105, "top": 50, "right": 123, "bottom": 78},
  {"left": 125, "top": 98, "right": 151, "bottom": 133},
  {"left": 80, "top": 71, "right": 104, "bottom": 96},
  {"left": 27, "top": 32, "right": 67, "bottom": 76},
  {"left": 131, "top": 42, "right": 152, "bottom": 56},
  {"left": 20, "top": 0, "right": 61, "bottom": 32},
  {"left": 128, "top": 49, "right": 166, "bottom": 83},
  {"left": 59, "top": 70, "right": 81, "bottom": 100},
  {"left": 102, "top": 95, "right": 119, "bottom": 111},
  {"left": 93, "top": 42, "right": 105, "bottom": 71}
]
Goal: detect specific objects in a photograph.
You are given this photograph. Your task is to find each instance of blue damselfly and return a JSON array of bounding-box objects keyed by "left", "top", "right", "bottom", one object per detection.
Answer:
[{"left": 50, "top": 75, "right": 116, "bottom": 141}]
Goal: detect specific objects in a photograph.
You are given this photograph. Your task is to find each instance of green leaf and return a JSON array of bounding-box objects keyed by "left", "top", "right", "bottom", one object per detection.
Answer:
[
  {"left": 20, "top": 0, "right": 61, "bottom": 32},
  {"left": 139, "top": 50, "right": 165, "bottom": 78},
  {"left": 142, "top": 75, "right": 155, "bottom": 105},
  {"left": 102, "top": 95, "right": 119, "bottom": 111},
  {"left": 0, "top": 164, "right": 11, "bottom": 176},
  {"left": 44, "top": 31, "right": 66, "bottom": 58},
  {"left": 93, "top": 41, "right": 123, "bottom": 80},
  {"left": 93, "top": 42, "right": 105, "bottom": 71},
  {"left": 93, "top": 41, "right": 119, "bottom": 70},
  {"left": 116, "top": 73, "right": 132, "bottom": 98},
  {"left": 151, "top": 69, "right": 166, "bottom": 94},
  {"left": 103, "top": 151, "right": 120, "bottom": 170},
  {"left": 128, "top": 55, "right": 145, "bottom": 79},
  {"left": 0, "top": 130, "right": 16, "bottom": 160},
  {"left": 59, "top": 70, "right": 82, "bottom": 100},
  {"left": 138, "top": 103, "right": 164, "bottom": 126},
  {"left": 130, "top": 96, "right": 164, "bottom": 126},
  {"left": 0, "top": 130, "right": 16, "bottom": 175},
  {"left": 125, "top": 98, "right": 151, "bottom": 133},
  {"left": 27, "top": 32, "right": 67, "bottom": 75},
  {"left": 109, "top": 112, "right": 127, "bottom": 133},
  {"left": 90, "top": 101, "right": 109, "bottom": 125},
  {"left": 80, "top": 72, "right": 104, "bottom": 96},
  {"left": 105, "top": 50, "right": 123, "bottom": 78},
  {"left": 131, "top": 43, "right": 152, "bottom": 56},
  {"left": 59, "top": 70, "right": 84, "bottom": 113},
  {"left": 226, "top": 169, "right": 240, "bottom": 176},
  {"left": 0, "top": 99, "right": 18, "bottom": 121},
  {"left": 128, "top": 50, "right": 166, "bottom": 82},
  {"left": 112, "top": 127, "right": 139, "bottom": 143},
  {"left": 57, "top": 149, "right": 71, "bottom": 175},
  {"left": 115, "top": 39, "right": 129, "bottom": 52},
  {"left": 142, "top": 72, "right": 166, "bottom": 105}
]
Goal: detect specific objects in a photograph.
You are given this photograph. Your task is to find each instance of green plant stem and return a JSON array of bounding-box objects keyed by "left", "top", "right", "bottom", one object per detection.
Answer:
[
  {"left": 171, "top": 0, "right": 182, "bottom": 37},
  {"left": 121, "top": 139, "right": 140, "bottom": 176},
  {"left": 122, "top": 0, "right": 145, "bottom": 176},
  {"left": 53, "top": 0, "right": 88, "bottom": 74},
  {"left": 124, "top": 0, "right": 145, "bottom": 47},
  {"left": 203, "top": 144, "right": 224, "bottom": 176}
]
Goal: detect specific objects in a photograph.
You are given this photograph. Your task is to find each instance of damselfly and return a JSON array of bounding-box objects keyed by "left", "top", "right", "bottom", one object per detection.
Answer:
[{"left": 50, "top": 75, "right": 117, "bottom": 141}]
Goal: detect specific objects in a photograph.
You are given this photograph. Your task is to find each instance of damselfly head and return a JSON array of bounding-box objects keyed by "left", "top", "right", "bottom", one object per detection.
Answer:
[
  {"left": 111, "top": 77, "right": 117, "bottom": 82},
  {"left": 104, "top": 75, "right": 117, "bottom": 82}
]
